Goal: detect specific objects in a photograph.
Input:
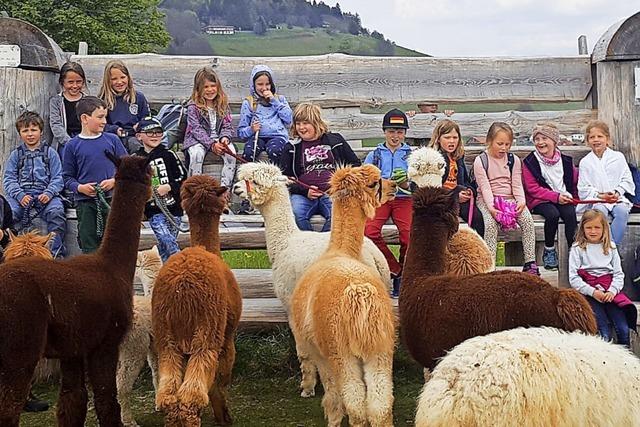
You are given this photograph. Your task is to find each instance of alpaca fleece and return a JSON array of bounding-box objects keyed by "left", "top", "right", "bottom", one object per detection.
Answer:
[{"left": 416, "top": 327, "right": 640, "bottom": 427}]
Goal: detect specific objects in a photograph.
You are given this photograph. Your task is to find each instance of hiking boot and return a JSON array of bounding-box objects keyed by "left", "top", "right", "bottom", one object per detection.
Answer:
[
  {"left": 23, "top": 392, "right": 49, "bottom": 412},
  {"left": 542, "top": 247, "right": 559, "bottom": 270},
  {"left": 390, "top": 276, "right": 401, "bottom": 298},
  {"left": 523, "top": 261, "right": 541, "bottom": 276}
]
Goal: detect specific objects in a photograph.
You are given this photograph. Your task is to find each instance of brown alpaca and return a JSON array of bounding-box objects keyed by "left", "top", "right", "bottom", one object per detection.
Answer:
[
  {"left": 399, "top": 186, "right": 598, "bottom": 371},
  {"left": 0, "top": 154, "right": 151, "bottom": 426},
  {"left": 291, "top": 165, "right": 397, "bottom": 427},
  {"left": 152, "top": 175, "right": 242, "bottom": 426}
]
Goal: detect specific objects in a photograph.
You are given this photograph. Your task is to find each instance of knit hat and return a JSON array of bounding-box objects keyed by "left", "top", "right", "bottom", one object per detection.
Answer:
[
  {"left": 532, "top": 125, "right": 559, "bottom": 145},
  {"left": 382, "top": 109, "right": 409, "bottom": 130}
]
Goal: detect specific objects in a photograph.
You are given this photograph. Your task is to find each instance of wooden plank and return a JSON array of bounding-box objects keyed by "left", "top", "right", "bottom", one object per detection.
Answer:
[{"left": 71, "top": 54, "right": 592, "bottom": 106}]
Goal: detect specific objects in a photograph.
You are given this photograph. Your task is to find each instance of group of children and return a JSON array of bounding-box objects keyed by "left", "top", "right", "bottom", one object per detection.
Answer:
[{"left": 1, "top": 59, "right": 635, "bottom": 361}]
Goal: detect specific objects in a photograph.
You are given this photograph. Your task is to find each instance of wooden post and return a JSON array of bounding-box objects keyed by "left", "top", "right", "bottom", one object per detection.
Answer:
[
  {"left": 0, "top": 18, "right": 66, "bottom": 173},
  {"left": 578, "top": 35, "right": 588, "bottom": 55},
  {"left": 78, "top": 41, "right": 88, "bottom": 56},
  {"left": 593, "top": 11, "right": 640, "bottom": 165}
]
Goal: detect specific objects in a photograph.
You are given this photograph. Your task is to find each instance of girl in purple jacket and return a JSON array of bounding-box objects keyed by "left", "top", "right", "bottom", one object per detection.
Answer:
[{"left": 522, "top": 124, "right": 578, "bottom": 270}]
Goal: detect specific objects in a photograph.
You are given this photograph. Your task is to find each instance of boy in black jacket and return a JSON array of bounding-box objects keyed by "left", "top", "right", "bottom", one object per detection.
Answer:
[{"left": 135, "top": 117, "right": 187, "bottom": 262}]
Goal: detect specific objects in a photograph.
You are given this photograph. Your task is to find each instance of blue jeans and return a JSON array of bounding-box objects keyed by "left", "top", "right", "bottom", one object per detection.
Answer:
[
  {"left": 8, "top": 194, "right": 66, "bottom": 258},
  {"left": 588, "top": 296, "right": 630, "bottom": 346},
  {"left": 593, "top": 203, "right": 630, "bottom": 247},
  {"left": 290, "top": 194, "right": 332, "bottom": 232},
  {"left": 149, "top": 213, "right": 181, "bottom": 262},
  {"left": 242, "top": 135, "right": 288, "bottom": 164}
]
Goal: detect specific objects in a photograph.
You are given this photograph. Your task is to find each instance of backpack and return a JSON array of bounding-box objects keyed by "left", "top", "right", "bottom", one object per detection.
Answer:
[
  {"left": 155, "top": 101, "right": 188, "bottom": 150},
  {"left": 16, "top": 143, "right": 51, "bottom": 179},
  {"left": 470, "top": 151, "right": 515, "bottom": 181},
  {"left": 625, "top": 162, "right": 640, "bottom": 206}
]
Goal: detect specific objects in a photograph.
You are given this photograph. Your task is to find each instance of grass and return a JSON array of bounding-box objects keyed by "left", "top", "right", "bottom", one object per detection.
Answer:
[
  {"left": 208, "top": 27, "right": 426, "bottom": 57},
  {"left": 22, "top": 328, "right": 424, "bottom": 426}
]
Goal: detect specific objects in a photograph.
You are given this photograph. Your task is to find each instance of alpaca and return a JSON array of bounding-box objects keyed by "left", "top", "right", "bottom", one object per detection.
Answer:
[
  {"left": 290, "top": 164, "right": 397, "bottom": 427},
  {"left": 3, "top": 230, "right": 54, "bottom": 261},
  {"left": 152, "top": 175, "right": 242, "bottom": 426},
  {"left": 0, "top": 154, "right": 151, "bottom": 426},
  {"left": 415, "top": 327, "right": 640, "bottom": 427},
  {"left": 233, "top": 161, "right": 392, "bottom": 397},
  {"left": 407, "top": 147, "right": 494, "bottom": 275},
  {"left": 399, "top": 184, "right": 598, "bottom": 372}
]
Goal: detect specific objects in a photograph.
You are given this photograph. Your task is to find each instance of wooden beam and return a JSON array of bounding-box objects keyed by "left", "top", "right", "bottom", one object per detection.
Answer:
[{"left": 71, "top": 53, "right": 592, "bottom": 106}]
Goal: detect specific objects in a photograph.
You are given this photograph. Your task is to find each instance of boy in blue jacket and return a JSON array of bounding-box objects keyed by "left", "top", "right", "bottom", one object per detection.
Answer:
[
  {"left": 3, "top": 111, "right": 66, "bottom": 258},
  {"left": 62, "top": 96, "right": 128, "bottom": 253},
  {"left": 364, "top": 109, "right": 413, "bottom": 297}
]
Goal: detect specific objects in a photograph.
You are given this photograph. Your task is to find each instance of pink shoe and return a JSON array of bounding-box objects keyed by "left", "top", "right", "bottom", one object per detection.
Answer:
[{"left": 523, "top": 261, "right": 540, "bottom": 276}]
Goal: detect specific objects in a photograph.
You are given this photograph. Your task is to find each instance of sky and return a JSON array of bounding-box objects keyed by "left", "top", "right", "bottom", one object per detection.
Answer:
[{"left": 325, "top": 0, "right": 639, "bottom": 57}]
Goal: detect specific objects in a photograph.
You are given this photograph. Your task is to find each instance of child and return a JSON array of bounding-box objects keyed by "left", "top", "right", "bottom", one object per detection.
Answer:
[
  {"left": 49, "top": 61, "right": 86, "bottom": 156},
  {"left": 238, "top": 65, "right": 292, "bottom": 163},
  {"left": 280, "top": 103, "right": 360, "bottom": 231},
  {"left": 428, "top": 119, "right": 484, "bottom": 235},
  {"left": 364, "top": 109, "right": 412, "bottom": 297},
  {"left": 577, "top": 120, "right": 634, "bottom": 247},
  {"left": 62, "top": 96, "right": 128, "bottom": 254},
  {"left": 3, "top": 111, "right": 66, "bottom": 258},
  {"left": 183, "top": 67, "right": 236, "bottom": 189},
  {"left": 523, "top": 124, "right": 579, "bottom": 270},
  {"left": 569, "top": 209, "right": 637, "bottom": 346},
  {"left": 98, "top": 59, "right": 149, "bottom": 154},
  {"left": 135, "top": 117, "right": 187, "bottom": 262},
  {"left": 474, "top": 122, "right": 540, "bottom": 275}
]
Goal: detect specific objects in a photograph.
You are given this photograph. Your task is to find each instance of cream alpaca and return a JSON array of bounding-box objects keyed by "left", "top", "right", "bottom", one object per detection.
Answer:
[
  {"left": 408, "top": 146, "right": 494, "bottom": 275},
  {"left": 291, "top": 165, "right": 397, "bottom": 427},
  {"left": 416, "top": 327, "right": 640, "bottom": 427},
  {"left": 233, "top": 162, "right": 391, "bottom": 397}
]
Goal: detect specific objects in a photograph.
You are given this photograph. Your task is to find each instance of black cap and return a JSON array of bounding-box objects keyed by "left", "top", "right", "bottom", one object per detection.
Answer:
[
  {"left": 137, "top": 117, "right": 164, "bottom": 133},
  {"left": 382, "top": 109, "right": 409, "bottom": 130}
]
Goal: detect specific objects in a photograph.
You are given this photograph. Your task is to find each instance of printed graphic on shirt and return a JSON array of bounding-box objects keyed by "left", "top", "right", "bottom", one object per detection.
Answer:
[
  {"left": 150, "top": 159, "right": 176, "bottom": 206},
  {"left": 443, "top": 158, "right": 458, "bottom": 190},
  {"left": 304, "top": 144, "right": 334, "bottom": 174},
  {"left": 129, "top": 104, "right": 139, "bottom": 116}
]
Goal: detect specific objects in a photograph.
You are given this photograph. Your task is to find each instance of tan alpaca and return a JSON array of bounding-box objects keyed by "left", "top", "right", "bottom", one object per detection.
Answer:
[
  {"left": 291, "top": 164, "right": 397, "bottom": 427},
  {"left": 153, "top": 176, "right": 242, "bottom": 426}
]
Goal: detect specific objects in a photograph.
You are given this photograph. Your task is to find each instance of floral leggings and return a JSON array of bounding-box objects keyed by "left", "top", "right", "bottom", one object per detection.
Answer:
[{"left": 477, "top": 199, "right": 537, "bottom": 263}]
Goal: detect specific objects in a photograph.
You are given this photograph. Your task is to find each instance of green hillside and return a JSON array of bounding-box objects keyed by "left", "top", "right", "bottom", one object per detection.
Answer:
[{"left": 208, "top": 27, "right": 426, "bottom": 57}]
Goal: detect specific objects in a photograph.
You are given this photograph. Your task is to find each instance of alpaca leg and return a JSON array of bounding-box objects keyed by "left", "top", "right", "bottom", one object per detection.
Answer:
[
  {"left": 156, "top": 344, "right": 184, "bottom": 414},
  {"left": 57, "top": 358, "right": 89, "bottom": 427},
  {"left": 363, "top": 353, "right": 394, "bottom": 427},
  {"left": 148, "top": 341, "right": 160, "bottom": 394},
  {"left": 295, "top": 336, "right": 318, "bottom": 397},
  {"left": 316, "top": 361, "right": 345, "bottom": 427},
  {"left": 177, "top": 348, "right": 218, "bottom": 415},
  {"left": 87, "top": 344, "right": 124, "bottom": 427},
  {"left": 0, "top": 361, "right": 37, "bottom": 427},
  {"left": 209, "top": 337, "right": 236, "bottom": 426},
  {"left": 117, "top": 332, "right": 149, "bottom": 427},
  {"left": 333, "top": 356, "right": 367, "bottom": 427}
]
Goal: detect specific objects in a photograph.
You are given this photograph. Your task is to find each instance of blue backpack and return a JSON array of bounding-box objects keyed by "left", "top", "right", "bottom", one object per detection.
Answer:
[{"left": 625, "top": 163, "right": 640, "bottom": 206}]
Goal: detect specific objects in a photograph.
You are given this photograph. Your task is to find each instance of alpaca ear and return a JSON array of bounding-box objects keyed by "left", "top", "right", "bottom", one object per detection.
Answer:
[
  {"left": 7, "top": 229, "right": 15, "bottom": 242},
  {"left": 216, "top": 186, "right": 228, "bottom": 197},
  {"left": 152, "top": 245, "right": 159, "bottom": 256},
  {"left": 104, "top": 150, "right": 122, "bottom": 168},
  {"left": 437, "top": 162, "right": 445, "bottom": 170}
]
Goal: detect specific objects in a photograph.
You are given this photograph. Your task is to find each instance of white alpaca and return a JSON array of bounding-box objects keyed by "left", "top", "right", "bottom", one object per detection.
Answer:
[
  {"left": 416, "top": 327, "right": 640, "bottom": 427},
  {"left": 408, "top": 146, "right": 494, "bottom": 275},
  {"left": 233, "top": 162, "right": 391, "bottom": 397}
]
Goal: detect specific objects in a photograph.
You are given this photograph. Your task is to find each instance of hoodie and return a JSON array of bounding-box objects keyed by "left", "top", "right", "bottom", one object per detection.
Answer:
[{"left": 237, "top": 65, "right": 292, "bottom": 140}]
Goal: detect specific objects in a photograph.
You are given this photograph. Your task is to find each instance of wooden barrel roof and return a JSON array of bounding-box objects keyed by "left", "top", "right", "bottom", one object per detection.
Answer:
[
  {"left": 0, "top": 17, "right": 66, "bottom": 71},
  {"left": 592, "top": 11, "right": 640, "bottom": 63}
]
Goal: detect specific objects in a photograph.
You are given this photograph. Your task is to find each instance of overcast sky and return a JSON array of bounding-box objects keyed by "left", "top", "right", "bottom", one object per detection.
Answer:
[{"left": 325, "top": 1, "right": 639, "bottom": 57}]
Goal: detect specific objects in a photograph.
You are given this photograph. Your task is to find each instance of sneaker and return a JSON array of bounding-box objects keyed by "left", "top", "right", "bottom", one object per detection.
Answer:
[
  {"left": 542, "top": 248, "right": 559, "bottom": 270},
  {"left": 523, "top": 261, "right": 541, "bottom": 276},
  {"left": 23, "top": 392, "right": 49, "bottom": 412},
  {"left": 390, "top": 276, "right": 401, "bottom": 298}
]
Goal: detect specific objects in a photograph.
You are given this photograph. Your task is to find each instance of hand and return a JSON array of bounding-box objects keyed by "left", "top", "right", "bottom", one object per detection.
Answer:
[
  {"left": 261, "top": 89, "right": 274, "bottom": 100},
  {"left": 251, "top": 120, "right": 261, "bottom": 133},
  {"left": 117, "top": 128, "right": 126, "bottom": 138},
  {"left": 37, "top": 194, "right": 51, "bottom": 204},
  {"left": 598, "top": 191, "right": 618, "bottom": 203},
  {"left": 488, "top": 207, "right": 499, "bottom": 219},
  {"left": 458, "top": 189, "right": 471, "bottom": 203},
  {"left": 78, "top": 183, "right": 97, "bottom": 197},
  {"left": 212, "top": 141, "right": 225, "bottom": 156},
  {"left": 99, "top": 178, "right": 115, "bottom": 192},
  {"left": 405, "top": 110, "right": 417, "bottom": 118},
  {"left": 156, "top": 184, "right": 171, "bottom": 197},
  {"left": 593, "top": 289, "right": 605, "bottom": 302},
  {"left": 443, "top": 109, "right": 455, "bottom": 117},
  {"left": 603, "top": 291, "right": 615, "bottom": 303},
  {"left": 307, "top": 186, "right": 323, "bottom": 200},
  {"left": 516, "top": 202, "right": 526, "bottom": 214},
  {"left": 558, "top": 194, "right": 573, "bottom": 205},
  {"left": 20, "top": 194, "right": 33, "bottom": 207}
]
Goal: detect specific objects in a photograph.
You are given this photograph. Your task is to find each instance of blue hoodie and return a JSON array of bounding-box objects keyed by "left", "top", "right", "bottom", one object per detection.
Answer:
[
  {"left": 3, "top": 142, "right": 64, "bottom": 201},
  {"left": 364, "top": 142, "right": 412, "bottom": 197},
  {"left": 237, "top": 65, "right": 292, "bottom": 140}
]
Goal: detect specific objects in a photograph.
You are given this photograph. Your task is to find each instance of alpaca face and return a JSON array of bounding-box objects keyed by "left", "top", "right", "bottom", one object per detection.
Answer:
[
  {"left": 408, "top": 147, "right": 446, "bottom": 189},
  {"left": 234, "top": 162, "right": 288, "bottom": 207},
  {"left": 4, "top": 231, "right": 54, "bottom": 261},
  {"left": 181, "top": 175, "right": 228, "bottom": 216},
  {"left": 330, "top": 164, "right": 392, "bottom": 218}
]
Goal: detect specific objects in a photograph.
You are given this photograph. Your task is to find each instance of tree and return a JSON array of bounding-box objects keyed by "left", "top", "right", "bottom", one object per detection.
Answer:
[
  {"left": 253, "top": 15, "right": 267, "bottom": 35},
  {"left": 4, "top": 0, "right": 170, "bottom": 54}
]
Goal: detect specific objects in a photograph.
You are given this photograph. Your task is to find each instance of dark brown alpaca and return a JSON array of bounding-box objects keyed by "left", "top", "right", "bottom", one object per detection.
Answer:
[
  {"left": 399, "top": 186, "right": 598, "bottom": 371},
  {"left": 0, "top": 154, "right": 151, "bottom": 426},
  {"left": 152, "top": 175, "right": 242, "bottom": 427}
]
